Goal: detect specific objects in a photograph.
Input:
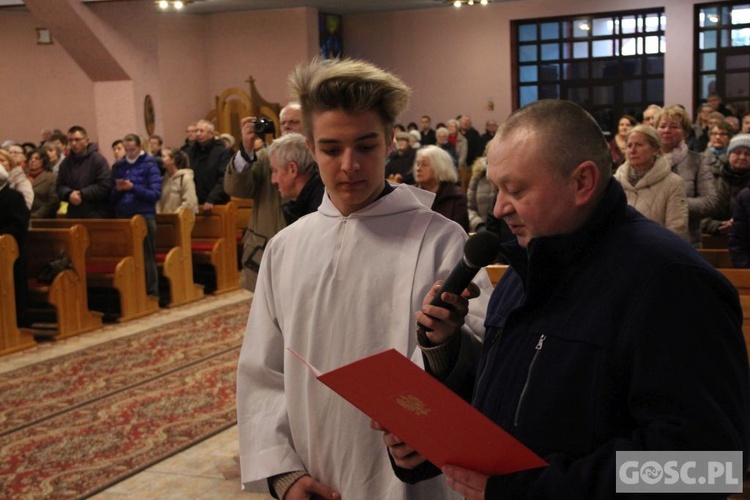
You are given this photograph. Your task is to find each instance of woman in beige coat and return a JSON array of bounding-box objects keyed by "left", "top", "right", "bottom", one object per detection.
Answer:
[
  {"left": 614, "top": 125, "right": 689, "bottom": 241},
  {"left": 156, "top": 147, "right": 198, "bottom": 214}
]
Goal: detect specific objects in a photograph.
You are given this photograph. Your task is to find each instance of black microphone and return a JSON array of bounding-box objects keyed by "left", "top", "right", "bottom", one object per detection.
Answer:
[{"left": 419, "top": 231, "right": 501, "bottom": 331}]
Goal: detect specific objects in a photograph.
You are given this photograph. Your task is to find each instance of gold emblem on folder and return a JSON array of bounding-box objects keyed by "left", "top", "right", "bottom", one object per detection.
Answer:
[{"left": 395, "top": 394, "right": 431, "bottom": 416}]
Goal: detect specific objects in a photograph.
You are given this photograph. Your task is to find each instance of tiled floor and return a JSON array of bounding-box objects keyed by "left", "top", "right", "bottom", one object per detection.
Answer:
[{"left": 1, "top": 289, "right": 272, "bottom": 499}]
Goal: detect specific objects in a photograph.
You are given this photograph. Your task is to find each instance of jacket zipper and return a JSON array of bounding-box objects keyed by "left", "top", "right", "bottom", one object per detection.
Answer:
[{"left": 513, "top": 333, "right": 546, "bottom": 427}]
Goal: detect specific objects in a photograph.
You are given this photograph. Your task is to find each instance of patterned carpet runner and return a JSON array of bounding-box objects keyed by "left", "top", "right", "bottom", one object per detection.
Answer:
[{"left": 0, "top": 300, "right": 250, "bottom": 499}]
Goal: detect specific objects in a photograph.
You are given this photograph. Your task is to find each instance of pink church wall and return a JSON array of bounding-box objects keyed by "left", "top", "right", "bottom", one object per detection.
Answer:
[
  {"left": 0, "top": 0, "right": 722, "bottom": 151},
  {"left": 0, "top": 12, "right": 96, "bottom": 146}
]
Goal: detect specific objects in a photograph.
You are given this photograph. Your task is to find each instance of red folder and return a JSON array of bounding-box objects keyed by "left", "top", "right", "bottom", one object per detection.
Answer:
[{"left": 291, "top": 348, "right": 547, "bottom": 476}]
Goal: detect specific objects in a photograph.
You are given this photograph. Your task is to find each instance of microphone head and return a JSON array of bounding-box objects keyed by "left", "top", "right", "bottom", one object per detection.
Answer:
[{"left": 464, "top": 231, "right": 502, "bottom": 268}]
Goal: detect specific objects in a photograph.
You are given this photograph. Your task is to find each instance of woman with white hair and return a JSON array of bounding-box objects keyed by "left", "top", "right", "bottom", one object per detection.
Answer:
[{"left": 414, "top": 145, "right": 469, "bottom": 232}]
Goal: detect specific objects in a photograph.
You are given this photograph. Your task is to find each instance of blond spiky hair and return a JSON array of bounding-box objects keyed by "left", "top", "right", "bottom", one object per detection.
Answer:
[{"left": 288, "top": 58, "right": 411, "bottom": 139}]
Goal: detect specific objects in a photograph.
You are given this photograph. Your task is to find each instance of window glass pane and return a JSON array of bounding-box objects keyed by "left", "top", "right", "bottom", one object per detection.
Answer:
[
  {"left": 731, "top": 28, "right": 750, "bottom": 46},
  {"left": 539, "top": 84, "right": 560, "bottom": 99},
  {"left": 703, "top": 30, "right": 718, "bottom": 49},
  {"left": 621, "top": 37, "right": 637, "bottom": 56},
  {"left": 592, "top": 18, "right": 613, "bottom": 37},
  {"left": 700, "top": 8, "right": 720, "bottom": 28},
  {"left": 541, "top": 43, "right": 559, "bottom": 61},
  {"left": 701, "top": 75, "right": 717, "bottom": 99},
  {"left": 645, "top": 14, "right": 661, "bottom": 32},
  {"left": 726, "top": 54, "right": 750, "bottom": 70},
  {"left": 646, "top": 56, "right": 664, "bottom": 74},
  {"left": 519, "top": 65, "right": 538, "bottom": 83},
  {"left": 645, "top": 35, "right": 660, "bottom": 54},
  {"left": 622, "top": 58, "right": 641, "bottom": 77},
  {"left": 568, "top": 61, "right": 589, "bottom": 79},
  {"left": 731, "top": 6, "right": 750, "bottom": 25},
  {"left": 567, "top": 87, "right": 589, "bottom": 104},
  {"left": 519, "top": 45, "right": 537, "bottom": 62},
  {"left": 593, "top": 40, "right": 613, "bottom": 58},
  {"left": 574, "top": 41, "right": 589, "bottom": 58},
  {"left": 726, "top": 73, "right": 750, "bottom": 98},
  {"left": 646, "top": 79, "right": 663, "bottom": 102},
  {"left": 592, "top": 61, "right": 616, "bottom": 78},
  {"left": 593, "top": 86, "right": 614, "bottom": 106},
  {"left": 518, "top": 24, "right": 537, "bottom": 42},
  {"left": 540, "top": 22, "right": 559, "bottom": 40},
  {"left": 562, "top": 42, "right": 572, "bottom": 59},
  {"left": 520, "top": 86, "right": 538, "bottom": 106},
  {"left": 623, "top": 80, "right": 642, "bottom": 103},
  {"left": 621, "top": 16, "right": 637, "bottom": 34},
  {"left": 722, "top": 29, "right": 731, "bottom": 47},
  {"left": 562, "top": 21, "right": 571, "bottom": 38},
  {"left": 702, "top": 52, "right": 717, "bottom": 71},
  {"left": 539, "top": 64, "right": 559, "bottom": 82},
  {"left": 573, "top": 19, "right": 591, "bottom": 38}
]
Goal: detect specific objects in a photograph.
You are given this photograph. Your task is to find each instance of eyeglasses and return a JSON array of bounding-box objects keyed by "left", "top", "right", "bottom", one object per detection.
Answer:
[
  {"left": 710, "top": 132, "right": 730, "bottom": 137},
  {"left": 280, "top": 119, "right": 301, "bottom": 127}
]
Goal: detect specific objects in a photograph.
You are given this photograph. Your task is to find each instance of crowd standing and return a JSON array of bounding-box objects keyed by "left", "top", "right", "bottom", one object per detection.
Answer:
[{"left": 3, "top": 70, "right": 750, "bottom": 498}]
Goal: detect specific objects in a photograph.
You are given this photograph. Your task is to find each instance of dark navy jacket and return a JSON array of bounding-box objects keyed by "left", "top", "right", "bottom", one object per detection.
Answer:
[{"left": 401, "top": 179, "right": 750, "bottom": 498}]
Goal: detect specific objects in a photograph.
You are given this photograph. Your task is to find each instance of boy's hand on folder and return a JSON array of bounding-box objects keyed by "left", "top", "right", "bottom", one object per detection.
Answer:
[
  {"left": 415, "top": 281, "right": 480, "bottom": 345},
  {"left": 370, "top": 420, "right": 427, "bottom": 469},
  {"left": 443, "top": 464, "right": 488, "bottom": 500}
]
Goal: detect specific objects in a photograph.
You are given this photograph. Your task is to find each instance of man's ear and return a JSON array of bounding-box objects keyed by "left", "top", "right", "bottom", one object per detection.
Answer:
[
  {"left": 287, "top": 161, "right": 299, "bottom": 177},
  {"left": 571, "top": 161, "right": 600, "bottom": 207}
]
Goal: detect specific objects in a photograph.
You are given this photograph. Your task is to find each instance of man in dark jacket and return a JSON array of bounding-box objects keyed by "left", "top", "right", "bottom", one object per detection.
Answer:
[
  {"left": 459, "top": 114, "right": 484, "bottom": 167},
  {"left": 57, "top": 125, "right": 112, "bottom": 218},
  {"left": 187, "top": 119, "right": 232, "bottom": 211},
  {"left": 267, "top": 133, "right": 324, "bottom": 225},
  {"left": 379, "top": 100, "right": 750, "bottom": 498}
]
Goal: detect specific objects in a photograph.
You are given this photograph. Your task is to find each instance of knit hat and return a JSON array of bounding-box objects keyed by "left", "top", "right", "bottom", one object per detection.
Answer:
[
  {"left": 728, "top": 134, "right": 750, "bottom": 155},
  {"left": 409, "top": 129, "right": 421, "bottom": 142},
  {"left": 395, "top": 131, "right": 411, "bottom": 141}
]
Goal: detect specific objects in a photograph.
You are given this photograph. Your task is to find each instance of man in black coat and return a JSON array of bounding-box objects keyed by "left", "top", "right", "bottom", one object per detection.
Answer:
[{"left": 187, "top": 119, "right": 232, "bottom": 211}]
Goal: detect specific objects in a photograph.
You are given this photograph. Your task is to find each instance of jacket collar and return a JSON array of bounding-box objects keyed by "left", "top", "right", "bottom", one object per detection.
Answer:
[{"left": 500, "top": 178, "right": 628, "bottom": 287}]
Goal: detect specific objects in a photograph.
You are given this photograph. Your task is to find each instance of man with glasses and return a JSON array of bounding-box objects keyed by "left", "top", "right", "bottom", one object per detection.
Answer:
[
  {"left": 57, "top": 125, "right": 112, "bottom": 218},
  {"left": 224, "top": 102, "right": 303, "bottom": 290},
  {"left": 704, "top": 121, "right": 734, "bottom": 179}
]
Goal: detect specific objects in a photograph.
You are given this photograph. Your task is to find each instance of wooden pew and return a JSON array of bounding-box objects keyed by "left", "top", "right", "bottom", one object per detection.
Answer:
[
  {"left": 0, "top": 235, "right": 36, "bottom": 355},
  {"left": 698, "top": 248, "right": 733, "bottom": 268},
  {"left": 192, "top": 202, "right": 240, "bottom": 295},
  {"left": 155, "top": 209, "right": 205, "bottom": 308},
  {"left": 702, "top": 233, "right": 729, "bottom": 249},
  {"left": 26, "top": 224, "right": 104, "bottom": 338},
  {"left": 718, "top": 268, "right": 750, "bottom": 361},
  {"left": 232, "top": 197, "right": 253, "bottom": 270},
  {"left": 485, "top": 264, "right": 509, "bottom": 287},
  {"left": 33, "top": 216, "right": 160, "bottom": 322}
]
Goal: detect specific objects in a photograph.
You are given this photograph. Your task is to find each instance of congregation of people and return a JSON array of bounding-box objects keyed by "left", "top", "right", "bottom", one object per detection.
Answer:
[
  {"left": 2, "top": 51, "right": 750, "bottom": 498},
  {"left": 3, "top": 91, "right": 750, "bottom": 327}
]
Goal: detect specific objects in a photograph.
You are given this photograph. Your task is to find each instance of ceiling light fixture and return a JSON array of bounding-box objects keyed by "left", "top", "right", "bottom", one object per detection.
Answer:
[
  {"left": 156, "top": 0, "right": 192, "bottom": 11},
  {"left": 447, "top": 0, "right": 490, "bottom": 7}
]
